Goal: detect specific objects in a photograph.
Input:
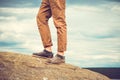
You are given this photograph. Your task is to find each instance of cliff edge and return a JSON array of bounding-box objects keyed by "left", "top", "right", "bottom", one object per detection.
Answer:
[{"left": 0, "top": 52, "right": 111, "bottom": 80}]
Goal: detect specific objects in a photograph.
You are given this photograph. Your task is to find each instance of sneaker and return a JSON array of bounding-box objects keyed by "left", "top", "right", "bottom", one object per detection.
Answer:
[
  {"left": 33, "top": 49, "right": 53, "bottom": 58},
  {"left": 48, "top": 54, "right": 65, "bottom": 64}
]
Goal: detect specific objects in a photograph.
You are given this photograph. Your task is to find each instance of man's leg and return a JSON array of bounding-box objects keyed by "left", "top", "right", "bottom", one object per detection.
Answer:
[
  {"left": 37, "top": 0, "right": 53, "bottom": 52},
  {"left": 33, "top": 0, "right": 53, "bottom": 58},
  {"left": 50, "top": 0, "right": 67, "bottom": 54},
  {"left": 48, "top": 0, "right": 67, "bottom": 64}
]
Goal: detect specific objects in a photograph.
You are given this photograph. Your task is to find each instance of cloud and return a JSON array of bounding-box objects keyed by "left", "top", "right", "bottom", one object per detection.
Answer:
[
  {"left": 66, "top": 46, "right": 120, "bottom": 67},
  {"left": 65, "top": 4, "right": 120, "bottom": 67},
  {"left": 67, "top": 0, "right": 105, "bottom": 6},
  {"left": 0, "top": 8, "right": 38, "bottom": 21},
  {"left": 67, "top": 4, "right": 120, "bottom": 38},
  {"left": 0, "top": 16, "right": 16, "bottom": 21},
  {"left": 0, "top": 7, "right": 42, "bottom": 53},
  {"left": 67, "top": 0, "right": 120, "bottom": 6},
  {"left": 108, "top": 0, "right": 120, "bottom": 2},
  {"left": 0, "top": 8, "right": 37, "bottom": 14},
  {"left": 111, "top": 5, "right": 120, "bottom": 14},
  {"left": 67, "top": 5, "right": 103, "bottom": 12},
  {"left": 0, "top": 0, "right": 41, "bottom": 8}
]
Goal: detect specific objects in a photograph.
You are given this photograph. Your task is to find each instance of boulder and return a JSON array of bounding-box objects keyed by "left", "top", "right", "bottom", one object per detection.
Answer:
[{"left": 0, "top": 52, "right": 111, "bottom": 80}]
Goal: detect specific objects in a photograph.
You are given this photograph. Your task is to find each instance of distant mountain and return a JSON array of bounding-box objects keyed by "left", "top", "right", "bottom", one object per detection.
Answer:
[{"left": 85, "top": 68, "right": 120, "bottom": 79}]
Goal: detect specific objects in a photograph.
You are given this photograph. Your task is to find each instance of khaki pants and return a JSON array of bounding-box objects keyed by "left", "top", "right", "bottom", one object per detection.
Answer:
[{"left": 36, "top": 0, "right": 67, "bottom": 52}]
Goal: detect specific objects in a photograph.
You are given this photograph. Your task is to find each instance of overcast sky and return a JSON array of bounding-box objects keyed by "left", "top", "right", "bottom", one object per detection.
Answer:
[{"left": 0, "top": 0, "right": 120, "bottom": 67}]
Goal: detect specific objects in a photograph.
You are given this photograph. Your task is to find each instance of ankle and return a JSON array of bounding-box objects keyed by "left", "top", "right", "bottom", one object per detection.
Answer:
[
  {"left": 45, "top": 46, "right": 52, "bottom": 52},
  {"left": 57, "top": 51, "right": 64, "bottom": 56}
]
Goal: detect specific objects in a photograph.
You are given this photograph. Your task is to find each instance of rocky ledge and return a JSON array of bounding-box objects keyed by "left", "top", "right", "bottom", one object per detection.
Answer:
[{"left": 0, "top": 52, "right": 111, "bottom": 80}]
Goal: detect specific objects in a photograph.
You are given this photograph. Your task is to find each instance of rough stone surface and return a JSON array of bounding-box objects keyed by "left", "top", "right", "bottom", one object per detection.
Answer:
[{"left": 0, "top": 52, "right": 111, "bottom": 80}]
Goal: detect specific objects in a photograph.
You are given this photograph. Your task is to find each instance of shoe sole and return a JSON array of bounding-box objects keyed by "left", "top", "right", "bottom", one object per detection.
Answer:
[
  {"left": 46, "top": 59, "right": 65, "bottom": 64},
  {"left": 32, "top": 55, "right": 53, "bottom": 59},
  {"left": 45, "top": 62, "right": 65, "bottom": 65}
]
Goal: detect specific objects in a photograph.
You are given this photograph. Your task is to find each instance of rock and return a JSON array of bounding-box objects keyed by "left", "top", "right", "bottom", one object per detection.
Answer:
[{"left": 0, "top": 52, "right": 111, "bottom": 80}]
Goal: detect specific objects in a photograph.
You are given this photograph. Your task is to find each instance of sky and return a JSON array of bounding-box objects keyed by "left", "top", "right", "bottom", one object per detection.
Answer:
[{"left": 0, "top": 0, "right": 120, "bottom": 68}]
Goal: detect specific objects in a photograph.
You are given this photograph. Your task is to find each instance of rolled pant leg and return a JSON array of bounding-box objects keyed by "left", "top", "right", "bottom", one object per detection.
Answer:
[
  {"left": 37, "top": 0, "right": 53, "bottom": 48},
  {"left": 49, "top": 0, "right": 67, "bottom": 52}
]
